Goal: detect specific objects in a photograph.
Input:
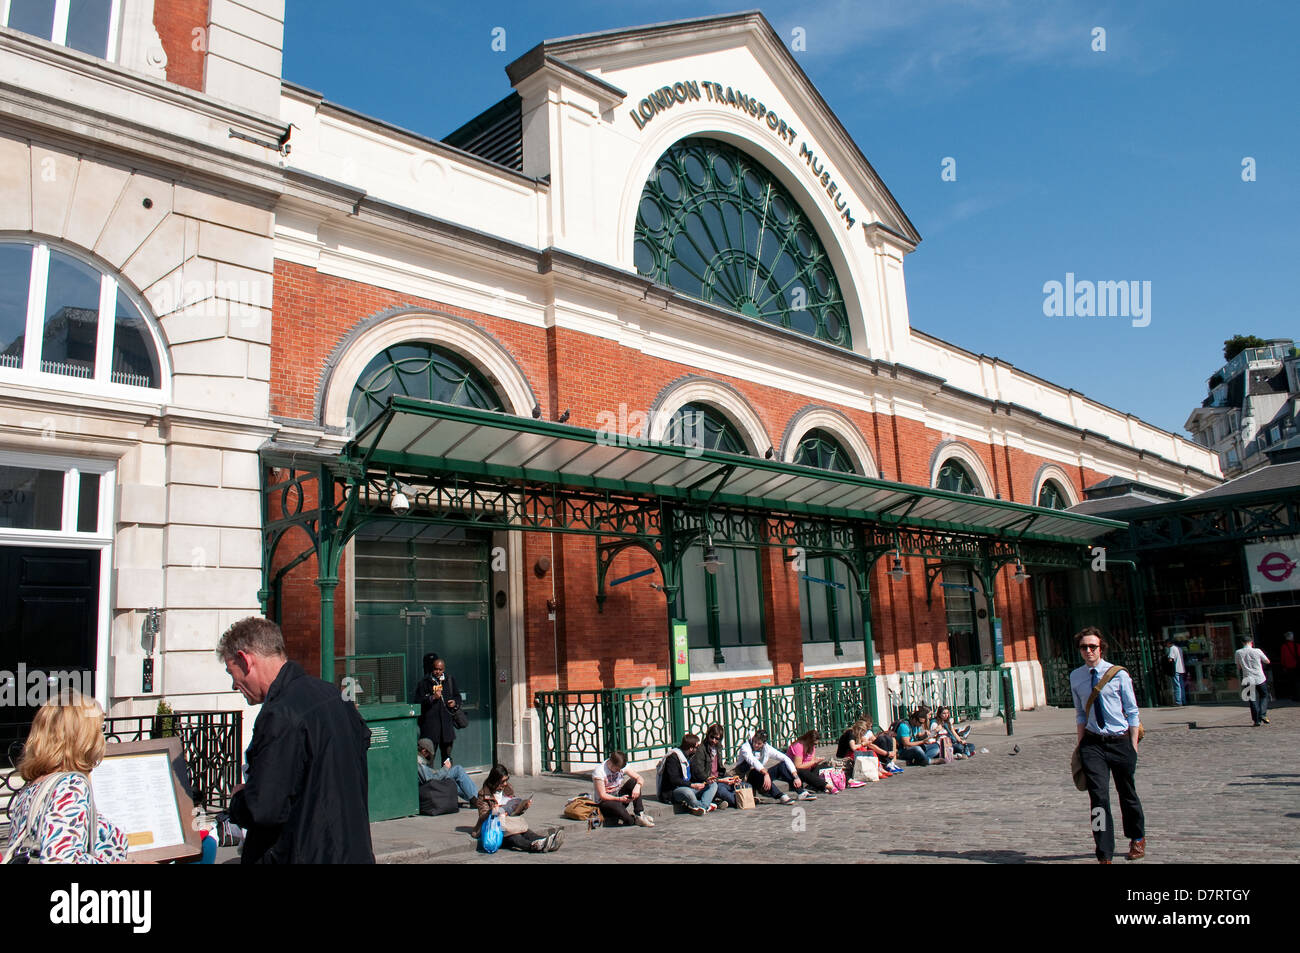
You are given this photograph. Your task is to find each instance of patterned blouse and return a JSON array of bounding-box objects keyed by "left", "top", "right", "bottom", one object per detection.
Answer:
[{"left": 8, "top": 773, "right": 128, "bottom": 863}]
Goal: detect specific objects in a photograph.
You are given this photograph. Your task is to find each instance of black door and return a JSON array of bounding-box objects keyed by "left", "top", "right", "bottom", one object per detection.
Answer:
[{"left": 0, "top": 546, "right": 99, "bottom": 759}]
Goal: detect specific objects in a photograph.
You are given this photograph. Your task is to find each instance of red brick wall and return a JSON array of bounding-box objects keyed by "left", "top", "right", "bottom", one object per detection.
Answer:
[
  {"left": 273, "top": 258, "right": 1119, "bottom": 695},
  {"left": 152, "top": 0, "right": 209, "bottom": 93}
]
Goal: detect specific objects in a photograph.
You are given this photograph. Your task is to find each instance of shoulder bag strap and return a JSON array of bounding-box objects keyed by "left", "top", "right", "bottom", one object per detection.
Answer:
[
  {"left": 1083, "top": 665, "right": 1124, "bottom": 725},
  {"left": 2, "top": 773, "right": 68, "bottom": 862}
]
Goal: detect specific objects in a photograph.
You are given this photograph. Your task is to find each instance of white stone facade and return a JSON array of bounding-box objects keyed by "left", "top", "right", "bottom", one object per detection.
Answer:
[{"left": 0, "top": 1, "right": 284, "bottom": 736}]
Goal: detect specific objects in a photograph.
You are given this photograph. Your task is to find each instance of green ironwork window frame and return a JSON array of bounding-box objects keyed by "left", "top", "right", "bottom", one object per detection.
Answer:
[
  {"left": 793, "top": 429, "right": 857, "bottom": 474},
  {"left": 799, "top": 555, "right": 861, "bottom": 646},
  {"left": 1037, "top": 480, "right": 1069, "bottom": 510},
  {"left": 664, "top": 402, "right": 748, "bottom": 454},
  {"left": 937, "top": 460, "right": 983, "bottom": 497},
  {"left": 674, "top": 538, "right": 767, "bottom": 655},
  {"left": 349, "top": 343, "right": 504, "bottom": 429},
  {"left": 634, "top": 137, "right": 851, "bottom": 347}
]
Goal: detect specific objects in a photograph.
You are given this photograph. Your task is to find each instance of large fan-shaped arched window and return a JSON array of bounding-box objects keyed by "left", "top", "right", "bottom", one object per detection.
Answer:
[
  {"left": 664, "top": 403, "right": 748, "bottom": 454},
  {"left": 937, "top": 460, "right": 983, "bottom": 497},
  {"left": 634, "top": 137, "right": 850, "bottom": 347},
  {"left": 349, "top": 343, "right": 503, "bottom": 429},
  {"left": 793, "top": 429, "right": 856, "bottom": 474}
]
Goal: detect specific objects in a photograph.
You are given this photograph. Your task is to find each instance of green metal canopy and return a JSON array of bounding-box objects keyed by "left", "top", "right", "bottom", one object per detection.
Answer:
[{"left": 347, "top": 396, "right": 1124, "bottom": 546}]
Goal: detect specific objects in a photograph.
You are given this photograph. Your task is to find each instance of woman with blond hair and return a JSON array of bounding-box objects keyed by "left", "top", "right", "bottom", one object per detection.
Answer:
[{"left": 2, "top": 693, "right": 128, "bottom": 863}]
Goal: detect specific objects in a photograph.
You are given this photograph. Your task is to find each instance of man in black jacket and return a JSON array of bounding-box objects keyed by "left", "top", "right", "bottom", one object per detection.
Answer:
[{"left": 218, "top": 617, "right": 374, "bottom": 863}]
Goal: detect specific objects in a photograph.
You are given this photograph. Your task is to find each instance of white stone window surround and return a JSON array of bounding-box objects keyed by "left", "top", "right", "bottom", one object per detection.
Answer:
[
  {"left": 781, "top": 406, "right": 878, "bottom": 478},
  {"left": 930, "top": 440, "right": 994, "bottom": 497},
  {"left": 0, "top": 238, "right": 171, "bottom": 404},
  {"left": 647, "top": 377, "right": 771, "bottom": 456},
  {"left": 0, "top": 0, "right": 122, "bottom": 62},
  {"left": 0, "top": 449, "right": 115, "bottom": 707},
  {"left": 1031, "top": 463, "right": 1080, "bottom": 508},
  {"left": 320, "top": 309, "right": 538, "bottom": 429}
]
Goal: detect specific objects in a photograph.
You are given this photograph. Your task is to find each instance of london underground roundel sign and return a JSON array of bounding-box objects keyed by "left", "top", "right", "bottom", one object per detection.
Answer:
[{"left": 1256, "top": 551, "right": 1297, "bottom": 583}]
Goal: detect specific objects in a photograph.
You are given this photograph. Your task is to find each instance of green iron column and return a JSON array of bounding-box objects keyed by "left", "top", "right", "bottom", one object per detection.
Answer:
[
  {"left": 661, "top": 505, "right": 687, "bottom": 744},
  {"left": 852, "top": 528, "right": 880, "bottom": 725},
  {"left": 979, "top": 550, "right": 1015, "bottom": 736}
]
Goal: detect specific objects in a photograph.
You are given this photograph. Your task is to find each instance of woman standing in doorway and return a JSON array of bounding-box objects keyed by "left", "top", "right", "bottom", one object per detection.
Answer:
[{"left": 416, "top": 653, "right": 461, "bottom": 765}]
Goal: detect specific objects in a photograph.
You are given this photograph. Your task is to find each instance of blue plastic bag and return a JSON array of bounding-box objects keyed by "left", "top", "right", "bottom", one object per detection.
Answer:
[{"left": 480, "top": 812, "right": 503, "bottom": 854}]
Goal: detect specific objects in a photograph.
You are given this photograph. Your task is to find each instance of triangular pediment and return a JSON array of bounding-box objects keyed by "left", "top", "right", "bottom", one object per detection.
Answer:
[{"left": 509, "top": 10, "right": 920, "bottom": 247}]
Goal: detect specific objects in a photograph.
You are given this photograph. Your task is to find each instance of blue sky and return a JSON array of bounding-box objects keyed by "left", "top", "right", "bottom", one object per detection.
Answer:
[{"left": 284, "top": 1, "right": 1299, "bottom": 437}]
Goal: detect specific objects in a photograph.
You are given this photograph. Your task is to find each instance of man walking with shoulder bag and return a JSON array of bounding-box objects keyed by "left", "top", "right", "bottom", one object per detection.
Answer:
[{"left": 1070, "top": 627, "right": 1145, "bottom": 864}]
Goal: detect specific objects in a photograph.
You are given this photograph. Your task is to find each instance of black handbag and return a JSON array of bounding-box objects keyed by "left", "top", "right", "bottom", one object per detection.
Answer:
[
  {"left": 451, "top": 703, "right": 469, "bottom": 730},
  {"left": 418, "top": 777, "right": 460, "bottom": 816}
]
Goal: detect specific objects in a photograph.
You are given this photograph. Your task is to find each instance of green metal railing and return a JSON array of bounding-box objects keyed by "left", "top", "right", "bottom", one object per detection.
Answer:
[
  {"left": 534, "top": 666, "right": 1024, "bottom": 770},
  {"left": 886, "top": 664, "right": 1012, "bottom": 730},
  {"left": 536, "top": 674, "right": 878, "bottom": 771}
]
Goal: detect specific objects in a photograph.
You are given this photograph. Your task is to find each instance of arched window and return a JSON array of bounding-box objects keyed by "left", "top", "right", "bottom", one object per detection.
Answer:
[
  {"left": 634, "top": 137, "right": 850, "bottom": 347},
  {"left": 793, "top": 429, "right": 856, "bottom": 474},
  {"left": 937, "top": 460, "right": 983, "bottom": 496},
  {"left": 349, "top": 343, "right": 503, "bottom": 429},
  {"left": 1037, "top": 480, "right": 1069, "bottom": 510},
  {"left": 0, "top": 240, "right": 162, "bottom": 392},
  {"left": 664, "top": 403, "right": 748, "bottom": 454}
]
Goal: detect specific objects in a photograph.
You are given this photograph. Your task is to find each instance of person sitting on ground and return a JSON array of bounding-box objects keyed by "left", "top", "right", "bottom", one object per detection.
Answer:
[
  {"left": 417, "top": 737, "right": 479, "bottom": 806},
  {"left": 870, "top": 722, "right": 904, "bottom": 773},
  {"left": 735, "top": 729, "right": 811, "bottom": 803},
  {"left": 593, "top": 751, "right": 654, "bottom": 827},
  {"left": 691, "top": 724, "right": 740, "bottom": 809},
  {"left": 786, "top": 729, "right": 834, "bottom": 795},
  {"left": 473, "top": 764, "right": 560, "bottom": 852},
  {"left": 834, "top": 721, "right": 876, "bottom": 782},
  {"left": 897, "top": 707, "right": 941, "bottom": 766},
  {"left": 657, "top": 733, "right": 717, "bottom": 815},
  {"left": 931, "top": 706, "right": 975, "bottom": 759}
]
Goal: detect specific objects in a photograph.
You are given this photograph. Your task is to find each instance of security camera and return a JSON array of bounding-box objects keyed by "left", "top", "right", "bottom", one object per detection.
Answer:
[{"left": 390, "top": 487, "right": 411, "bottom": 515}]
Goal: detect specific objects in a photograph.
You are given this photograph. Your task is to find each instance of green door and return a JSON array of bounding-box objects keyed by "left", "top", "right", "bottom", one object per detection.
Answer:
[{"left": 353, "top": 522, "right": 494, "bottom": 770}]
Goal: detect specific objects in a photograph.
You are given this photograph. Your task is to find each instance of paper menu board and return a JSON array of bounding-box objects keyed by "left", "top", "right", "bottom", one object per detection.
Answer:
[{"left": 92, "top": 751, "right": 186, "bottom": 852}]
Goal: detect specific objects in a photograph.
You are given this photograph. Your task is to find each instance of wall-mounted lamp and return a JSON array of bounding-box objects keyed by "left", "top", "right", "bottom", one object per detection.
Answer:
[
  {"left": 534, "top": 556, "right": 551, "bottom": 578},
  {"left": 556, "top": 409, "right": 570, "bottom": 423}
]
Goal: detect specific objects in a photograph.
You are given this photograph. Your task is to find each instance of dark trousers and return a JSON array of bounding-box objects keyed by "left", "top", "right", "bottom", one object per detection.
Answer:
[
  {"left": 1080, "top": 732, "right": 1145, "bottom": 861},
  {"left": 1247, "top": 682, "right": 1271, "bottom": 724},
  {"left": 796, "top": 767, "right": 828, "bottom": 792},
  {"left": 712, "top": 781, "right": 737, "bottom": 807},
  {"left": 598, "top": 779, "right": 645, "bottom": 825},
  {"left": 746, "top": 762, "right": 796, "bottom": 796},
  {"left": 503, "top": 830, "right": 544, "bottom": 851}
]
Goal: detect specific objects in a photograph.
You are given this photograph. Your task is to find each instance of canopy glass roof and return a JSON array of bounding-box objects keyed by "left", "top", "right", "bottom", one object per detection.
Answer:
[{"left": 347, "top": 398, "right": 1125, "bottom": 545}]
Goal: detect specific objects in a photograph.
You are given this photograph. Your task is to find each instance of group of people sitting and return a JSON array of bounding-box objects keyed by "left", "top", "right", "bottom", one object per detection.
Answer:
[
  {"left": 459, "top": 706, "right": 977, "bottom": 852},
  {"left": 591, "top": 706, "right": 978, "bottom": 827},
  {"left": 844, "top": 704, "right": 976, "bottom": 769}
]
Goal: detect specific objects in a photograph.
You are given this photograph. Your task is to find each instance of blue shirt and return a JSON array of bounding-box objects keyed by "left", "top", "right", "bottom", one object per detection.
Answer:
[{"left": 1071, "top": 660, "right": 1140, "bottom": 735}]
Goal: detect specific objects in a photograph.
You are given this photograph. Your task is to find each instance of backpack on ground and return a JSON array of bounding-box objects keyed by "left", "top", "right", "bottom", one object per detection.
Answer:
[{"left": 418, "top": 777, "right": 460, "bottom": 816}]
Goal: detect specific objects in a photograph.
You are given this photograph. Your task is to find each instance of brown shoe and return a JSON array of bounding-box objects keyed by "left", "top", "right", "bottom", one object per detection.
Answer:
[
  {"left": 1098, "top": 858, "right": 1112, "bottom": 864},
  {"left": 1126, "top": 838, "right": 1146, "bottom": 860}
]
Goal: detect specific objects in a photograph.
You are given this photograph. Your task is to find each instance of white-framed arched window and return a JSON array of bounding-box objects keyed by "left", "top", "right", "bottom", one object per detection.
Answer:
[
  {"left": 1032, "top": 463, "right": 1080, "bottom": 509},
  {"left": 0, "top": 238, "right": 168, "bottom": 401},
  {"left": 930, "top": 442, "right": 993, "bottom": 497},
  {"left": 0, "top": 0, "right": 122, "bottom": 61}
]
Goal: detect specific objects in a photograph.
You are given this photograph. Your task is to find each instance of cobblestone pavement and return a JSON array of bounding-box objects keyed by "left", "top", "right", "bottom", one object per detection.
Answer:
[{"left": 452, "top": 702, "right": 1300, "bottom": 864}]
